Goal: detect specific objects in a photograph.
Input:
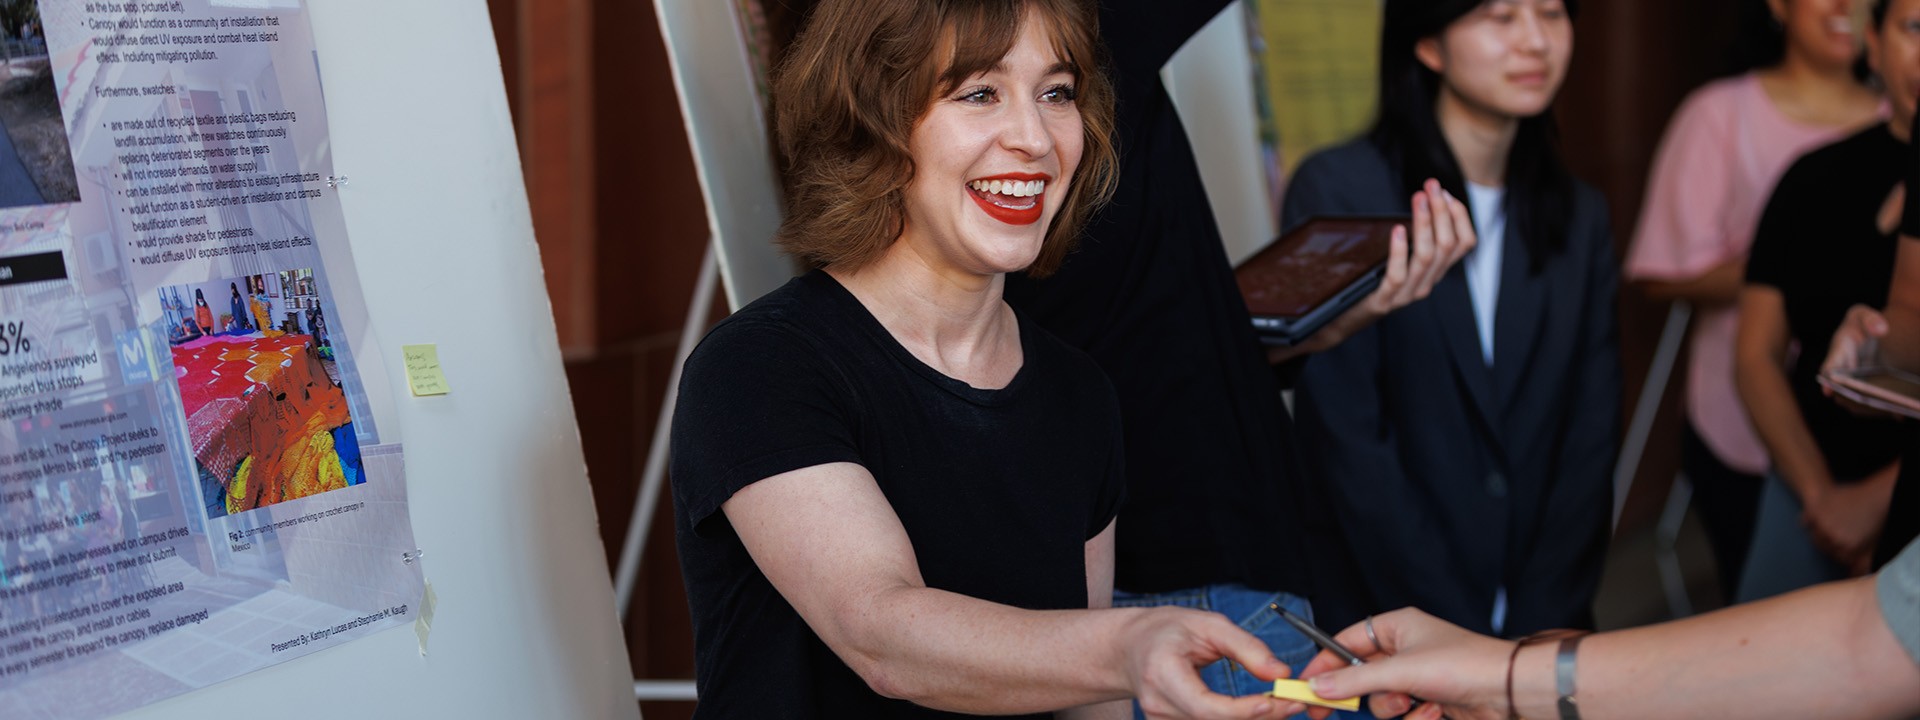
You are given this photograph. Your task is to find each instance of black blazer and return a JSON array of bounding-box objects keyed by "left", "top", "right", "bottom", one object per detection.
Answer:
[{"left": 1281, "top": 139, "right": 1621, "bottom": 637}]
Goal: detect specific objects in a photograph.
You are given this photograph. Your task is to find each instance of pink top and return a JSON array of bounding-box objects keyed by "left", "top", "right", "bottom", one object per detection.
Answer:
[{"left": 1627, "top": 73, "right": 1883, "bottom": 475}]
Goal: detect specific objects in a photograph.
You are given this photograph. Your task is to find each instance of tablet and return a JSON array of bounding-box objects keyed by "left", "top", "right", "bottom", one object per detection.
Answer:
[
  {"left": 1818, "top": 366, "right": 1920, "bottom": 420},
  {"left": 1236, "top": 216, "right": 1402, "bottom": 347}
]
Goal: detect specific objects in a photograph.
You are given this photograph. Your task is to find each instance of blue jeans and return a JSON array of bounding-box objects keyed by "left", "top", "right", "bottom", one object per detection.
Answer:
[
  {"left": 1735, "top": 470, "right": 1847, "bottom": 603},
  {"left": 1112, "top": 584, "right": 1374, "bottom": 719}
]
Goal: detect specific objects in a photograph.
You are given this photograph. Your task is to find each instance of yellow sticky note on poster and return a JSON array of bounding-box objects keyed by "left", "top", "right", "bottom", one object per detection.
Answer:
[
  {"left": 1272, "top": 679, "right": 1361, "bottom": 711},
  {"left": 402, "top": 344, "right": 450, "bottom": 396},
  {"left": 415, "top": 580, "right": 438, "bottom": 656}
]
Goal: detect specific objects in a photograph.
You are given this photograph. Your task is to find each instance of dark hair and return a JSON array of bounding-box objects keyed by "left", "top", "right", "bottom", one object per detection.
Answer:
[
  {"left": 1371, "top": 0, "right": 1580, "bottom": 273},
  {"left": 771, "top": 0, "right": 1116, "bottom": 278},
  {"left": 1874, "top": 0, "right": 1893, "bottom": 27},
  {"left": 1730, "top": 0, "right": 1787, "bottom": 73}
]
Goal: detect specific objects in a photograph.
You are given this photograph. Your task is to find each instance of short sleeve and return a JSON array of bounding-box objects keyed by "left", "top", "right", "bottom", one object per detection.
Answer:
[
  {"left": 1905, "top": 111, "right": 1920, "bottom": 238},
  {"left": 1745, "top": 157, "right": 1805, "bottom": 288},
  {"left": 1626, "top": 86, "right": 1739, "bottom": 280},
  {"left": 1877, "top": 537, "right": 1920, "bottom": 666},
  {"left": 1086, "top": 391, "right": 1127, "bottom": 540},
  {"left": 669, "top": 319, "right": 864, "bottom": 533}
]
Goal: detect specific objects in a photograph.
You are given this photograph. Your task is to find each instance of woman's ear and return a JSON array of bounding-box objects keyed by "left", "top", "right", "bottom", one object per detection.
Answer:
[{"left": 1415, "top": 36, "right": 1445, "bottom": 75}]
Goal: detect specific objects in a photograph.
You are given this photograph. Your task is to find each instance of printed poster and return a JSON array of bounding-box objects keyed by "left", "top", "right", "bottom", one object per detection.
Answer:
[{"left": 0, "top": 2, "right": 421, "bottom": 717}]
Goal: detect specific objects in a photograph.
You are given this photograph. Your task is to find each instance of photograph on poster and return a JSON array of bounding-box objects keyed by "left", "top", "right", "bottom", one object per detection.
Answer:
[
  {"left": 0, "top": 2, "right": 77, "bottom": 209},
  {"left": 157, "top": 269, "right": 361, "bottom": 519}
]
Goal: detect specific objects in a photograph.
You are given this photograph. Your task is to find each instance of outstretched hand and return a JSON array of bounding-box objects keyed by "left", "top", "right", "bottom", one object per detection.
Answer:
[
  {"left": 1292, "top": 608, "right": 1514, "bottom": 720},
  {"left": 1121, "top": 607, "right": 1308, "bottom": 720},
  {"left": 1270, "top": 179, "right": 1477, "bottom": 364}
]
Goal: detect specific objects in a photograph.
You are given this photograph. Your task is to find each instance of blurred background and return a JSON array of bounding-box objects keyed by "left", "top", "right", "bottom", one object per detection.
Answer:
[{"left": 480, "top": 1, "right": 1783, "bottom": 716}]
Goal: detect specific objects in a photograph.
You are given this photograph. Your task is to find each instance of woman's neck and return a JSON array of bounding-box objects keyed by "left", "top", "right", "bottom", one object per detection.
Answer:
[
  {"left": 1435, "top": 87, "right": 1518, "bottom": 188},
  {"left": 1758, "top": 52, "right": 1876, "bottom": 127},
  {"left": 827, "top": 240, "right": 1020, "bottom": 387}
]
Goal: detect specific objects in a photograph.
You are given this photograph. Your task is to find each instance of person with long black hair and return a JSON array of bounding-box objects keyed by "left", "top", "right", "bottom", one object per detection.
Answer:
[{"left": 1282, "top": 0, "right": 1620, "bottom": 639}]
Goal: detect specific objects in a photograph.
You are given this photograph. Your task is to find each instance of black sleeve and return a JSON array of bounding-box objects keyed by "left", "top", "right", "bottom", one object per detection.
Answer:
[
  {"left": 1906, "top": 111, "right": 1920, "bottom": 238},
  {"left": 668, "top": 320, "right": 864, "bottom": 533},
  {"left": 1100, "top": 0, "right": 1238, "bottom": 86},
  {"left": 1745, "top": 160, "right": 1803, "bottom": 288},
  {"left": 1087, "top": 385, "right": 1127, "bottom": 540}
]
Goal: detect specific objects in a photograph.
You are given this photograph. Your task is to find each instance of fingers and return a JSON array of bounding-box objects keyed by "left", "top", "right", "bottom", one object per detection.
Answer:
[
  {"left": 1414, "top": 181, "right": 1453, "bottom": 297},
  {"left": 1369, "top": 691, "right": 1417, "bottom": 718},
  {"left": 1209, "top": 619, "right": 1289, "bottom": 683},
  {"left": 1149, "top": 665, "right": 1294, "bottom": 720},
  {"left": 1404, "top": 701, "right": 1446, "bottom": 720},
  {"left": 1824, "top": 305, "right": 1890, "bottom": 376},
  {"left": 1402, "top": 192, "right": 1437, "bottom": 306},
  {"left": 1368, "top": 224, "right": 1411, "bottom": 314},
  {"left": 1440, "top": 182, "right": 1478, "bottom": 265},
  {"left": 1298, "top": 649, "right": 1351, "bottom": 680}
]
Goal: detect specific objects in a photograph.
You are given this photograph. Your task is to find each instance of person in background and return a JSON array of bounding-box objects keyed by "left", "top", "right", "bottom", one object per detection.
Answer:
[
  {"left": 999, "top": 1, "right": 1473, "bottom": 705},
  {"left": 229, "top": 283, "right": 251, "bottom": 332},
  {"left": 671, "top": 1, "right": 1316, "bottom": 717},
  {"left": 1284, "top": 0, "right": 1620, "bottom": 640},
  {"left": 1626, "top": 0, "right": 1882, "bottom": 599},
  {"left": 1733, "top": 0, "right": 1914, "bottom": 600},
  {"left": 192, "top": 289, "right": 213, "bottom": 335}
]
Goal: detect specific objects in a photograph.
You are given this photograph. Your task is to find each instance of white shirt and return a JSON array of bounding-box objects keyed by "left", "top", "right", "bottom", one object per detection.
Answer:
[
  {"left": 1465, "top": 181, "right": 1509, "bottom": 635},
  {"left": 1463, "top": 182, "right": 1507, "bottom": 367}
]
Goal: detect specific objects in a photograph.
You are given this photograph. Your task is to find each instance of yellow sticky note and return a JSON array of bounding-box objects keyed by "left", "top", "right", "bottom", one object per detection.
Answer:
[
  {"left": 415, "top": 581, "right": 438, "bottom": 656},
  {"left": 402, "top": 344, "right": 450, "bottom": 396},
  {"left": 1271, "top": 679, "right": 1360, "bottom": 712},
  {"left": 419, "top": 582, "right": 438, "bottom": 629}
]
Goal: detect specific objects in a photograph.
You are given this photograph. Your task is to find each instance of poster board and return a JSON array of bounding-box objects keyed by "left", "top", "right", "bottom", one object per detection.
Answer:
[{"left": 89, "top": 0, "right": 641, "bottom": 718}]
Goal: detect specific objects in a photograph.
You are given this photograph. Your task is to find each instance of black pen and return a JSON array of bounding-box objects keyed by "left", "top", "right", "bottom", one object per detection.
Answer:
[{"left": 1272, "top": 604, "right": 1365, "bottom": 667}]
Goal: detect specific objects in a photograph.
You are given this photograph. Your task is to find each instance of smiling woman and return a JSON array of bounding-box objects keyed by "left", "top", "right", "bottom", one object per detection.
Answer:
[
  {"left": 770, "top": 0, "right": 1114, "bottom": 277},
  {"left": 667, "top": 1, "right": 1307, "bottom": 719}
]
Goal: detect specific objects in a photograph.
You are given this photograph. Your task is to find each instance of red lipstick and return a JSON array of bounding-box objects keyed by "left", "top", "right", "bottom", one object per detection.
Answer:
[{"left": 968, "top": 172, "right": 1051, "bottom": 226}]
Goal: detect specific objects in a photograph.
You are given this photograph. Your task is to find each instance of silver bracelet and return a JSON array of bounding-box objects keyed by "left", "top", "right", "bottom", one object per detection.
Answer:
[{"left": 1555, "top": 635, "right": 1586, "bottom": 720}]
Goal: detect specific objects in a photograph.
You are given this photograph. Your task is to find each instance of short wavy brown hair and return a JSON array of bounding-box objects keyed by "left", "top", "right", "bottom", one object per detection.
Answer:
[{"left": 771, "top": 0, "right": 1117, "bottom": 278}]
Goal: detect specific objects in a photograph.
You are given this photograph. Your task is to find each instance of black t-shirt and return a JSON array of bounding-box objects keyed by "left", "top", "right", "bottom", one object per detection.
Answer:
[
  {"left": 1746, "top": 124, "right": 1909, "bottom": 480},
  {"left": 670, "top": 271, "right": 1126, "bottom": 719},
  {"left": 1002, "top": 0, "right": 1330, "bottom": 597},
  {"left": 1889, "top": 111, "right": 1920, "bottom": 567}
]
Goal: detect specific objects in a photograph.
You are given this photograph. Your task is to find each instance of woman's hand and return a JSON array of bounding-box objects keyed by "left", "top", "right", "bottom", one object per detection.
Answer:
[
  {"left": 1293, "top": 608, "right": 1513, "bottom": 720},
  {"left": 1270, "top": 178, "right": 1477, "bottom": 364},
  {"left": 1820, "top": 304, "right": 1895, "bottom": 418},
  {"left": 1802, "top": 461, "right": 1897, "bottom": 574},
  {"left": 1120, "top": 607, "right": 1306, "bottom": 720}
]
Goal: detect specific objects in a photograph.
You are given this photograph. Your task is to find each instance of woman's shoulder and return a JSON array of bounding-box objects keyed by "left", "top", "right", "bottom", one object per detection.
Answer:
[
  {"left": 685, "top": 274, "right": 845, "bottom": 375},
  {"left": 1283, "top": 138, "right": 1400, "bottom": 227},
  {"left": 1292, "top": 137, "right": 1393, "bottom": 187},
  {"left": 1773, "top": 124, "right": 1893, "bottom": 197}
]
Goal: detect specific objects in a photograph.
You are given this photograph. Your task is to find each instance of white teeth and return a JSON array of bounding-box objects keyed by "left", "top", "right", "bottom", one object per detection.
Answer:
[{"left": 970, "top": 179, "right": 1046, "bottom": 197}]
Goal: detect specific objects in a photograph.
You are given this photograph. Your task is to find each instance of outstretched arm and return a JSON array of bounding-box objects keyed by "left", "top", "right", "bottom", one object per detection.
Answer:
[
  {"left": 1298, "top": 567, "right": 1920, "bottom": 720},
  {"left": 725, "top": 462, "right": 1305, "bottom": 719}
]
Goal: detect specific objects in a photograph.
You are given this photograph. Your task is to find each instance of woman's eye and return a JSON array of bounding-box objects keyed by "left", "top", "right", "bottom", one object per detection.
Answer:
[
  {"left": 1041, "top": 84, "right": 1078, "bottom": 104},
  {"left": 956, "top": 87, "right": 997, "bottom": 104}
]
